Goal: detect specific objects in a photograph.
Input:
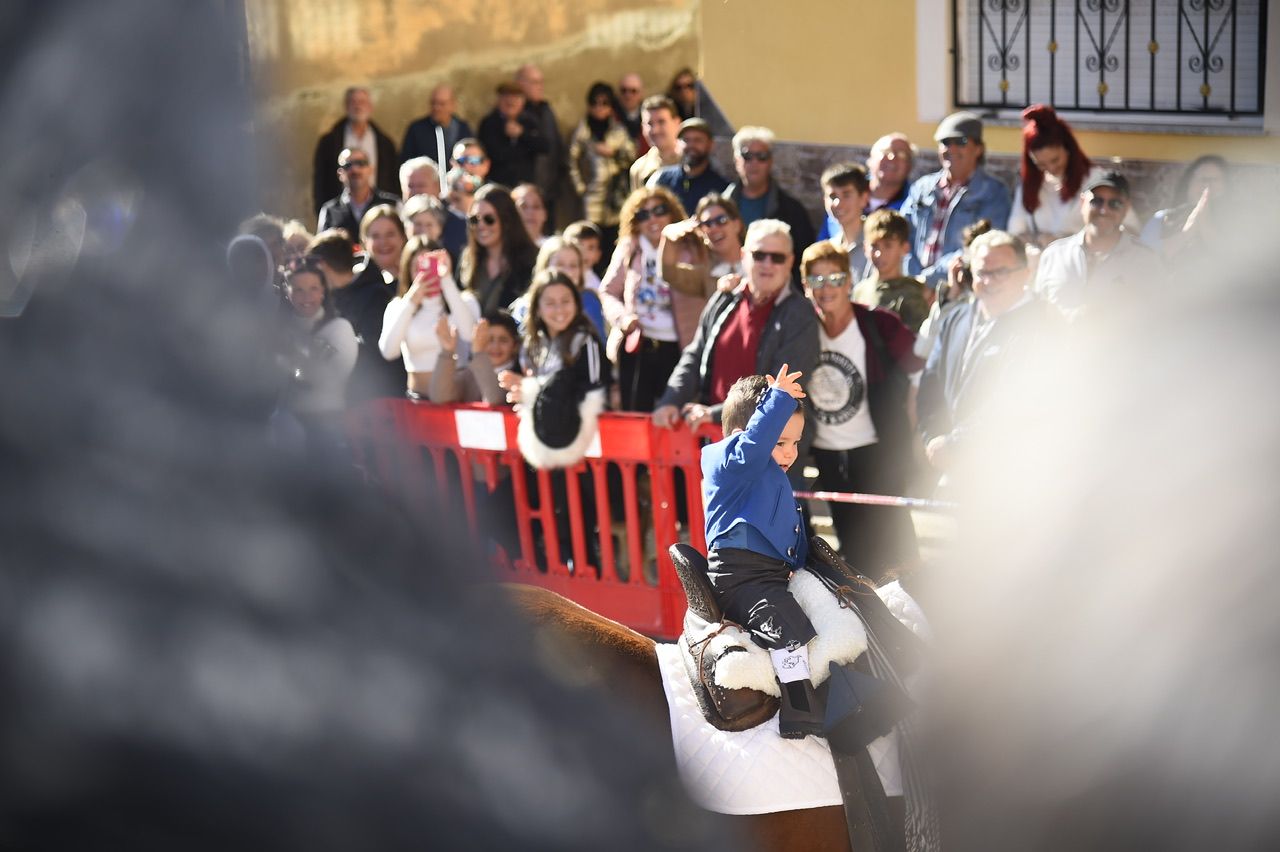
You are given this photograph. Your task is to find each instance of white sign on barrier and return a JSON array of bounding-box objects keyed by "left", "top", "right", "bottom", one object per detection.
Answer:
[
  {"left": 584, "top": 426, "right": 602, "bottom": 458},
  {"left": 454, "top": 410, "right": 507, "bottom": 451}
]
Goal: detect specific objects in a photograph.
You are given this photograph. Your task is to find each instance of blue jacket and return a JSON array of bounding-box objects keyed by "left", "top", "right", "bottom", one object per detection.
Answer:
[
  {"left": 400, "top": 115, "right": 473, "bottom": 166},
  {"left": 702, "top": 387, "right": 807, "bottom": 567},
  {"left": 648, "top": 164, "right": 730, "bottom": 218},
  {"left": 901, "top": 168, "right": 1011, "bottom": 287}
]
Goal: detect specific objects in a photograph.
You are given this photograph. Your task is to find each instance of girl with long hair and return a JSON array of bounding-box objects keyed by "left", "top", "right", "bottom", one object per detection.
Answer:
[
  {"left": 378, "top": 236, "right": 478, "bottom": 398},
  {"left": 1008, "top": 105, "right": 1095, "bottom": 247},
  {"left": 505, "top": 270, "right": 610, "bottom": 573},
  {"left": 459, "top": 183, "right": 539, "bottom": 316}
]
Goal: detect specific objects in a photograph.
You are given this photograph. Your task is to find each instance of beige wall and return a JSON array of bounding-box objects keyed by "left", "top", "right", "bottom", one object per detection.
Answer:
[
  {"left": 698, "top": 0, "right": 1280, "bottom": 165},
  {"left": 246, "top": 0, "right": 699, "bottom": 221}
]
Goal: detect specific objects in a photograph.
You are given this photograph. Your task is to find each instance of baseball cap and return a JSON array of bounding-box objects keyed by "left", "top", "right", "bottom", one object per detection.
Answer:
[{"left": 1083, "top": 170, "right": 1131, "bottom": 197}]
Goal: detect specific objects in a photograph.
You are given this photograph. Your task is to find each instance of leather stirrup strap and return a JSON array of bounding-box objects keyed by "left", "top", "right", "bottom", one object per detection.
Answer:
[
  {"left": 831, "top": 746, "right": 904, "bottom": 852},
  {"left": 828, "top": 654, "right": 903, "bottom": 852}
]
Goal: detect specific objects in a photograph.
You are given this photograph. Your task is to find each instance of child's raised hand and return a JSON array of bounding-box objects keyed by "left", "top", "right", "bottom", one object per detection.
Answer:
[{"left": 767, "top": 363, "right": 806, "bottom": 400}]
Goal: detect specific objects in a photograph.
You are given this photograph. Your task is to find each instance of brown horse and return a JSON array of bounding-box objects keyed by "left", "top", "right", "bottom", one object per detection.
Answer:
[{"left": 505, "top": 583, "right": 896, "bottom": 852}]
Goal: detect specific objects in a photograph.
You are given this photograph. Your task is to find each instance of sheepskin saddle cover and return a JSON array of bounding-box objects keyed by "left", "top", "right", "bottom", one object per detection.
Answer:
[{"left": 677, "top": 568, "right": 868, "bottom": 724}]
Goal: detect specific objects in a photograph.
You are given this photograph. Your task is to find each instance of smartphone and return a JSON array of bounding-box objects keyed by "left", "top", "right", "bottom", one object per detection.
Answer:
[{"left": 416, "top": 252, "right": 440, "bottom": 279}]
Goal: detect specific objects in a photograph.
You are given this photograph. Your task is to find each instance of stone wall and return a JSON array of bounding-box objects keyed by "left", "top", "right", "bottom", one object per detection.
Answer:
[{"left": 245, "top": 0, "right": 699, "bottom": 223}]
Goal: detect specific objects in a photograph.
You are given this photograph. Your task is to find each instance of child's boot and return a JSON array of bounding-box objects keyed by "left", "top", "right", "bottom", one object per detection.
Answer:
[{"left": 771, "top": 645, "right": 825, "bottom": 740}]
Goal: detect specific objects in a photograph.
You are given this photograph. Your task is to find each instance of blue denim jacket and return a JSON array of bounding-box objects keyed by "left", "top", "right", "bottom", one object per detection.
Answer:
[{"left": 902, "top": 168, "right": 1012, "bottom": 287}]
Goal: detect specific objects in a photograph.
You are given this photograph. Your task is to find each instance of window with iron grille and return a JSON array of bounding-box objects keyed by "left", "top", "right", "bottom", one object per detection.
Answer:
[{"left": 953, "top": 0, "right": 1266, "bottom": 125}]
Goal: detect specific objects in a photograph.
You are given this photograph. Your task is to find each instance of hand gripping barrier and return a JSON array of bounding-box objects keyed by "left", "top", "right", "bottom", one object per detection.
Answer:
[{"left": 345, "top": 399, "right": 714, "bottom": 640}]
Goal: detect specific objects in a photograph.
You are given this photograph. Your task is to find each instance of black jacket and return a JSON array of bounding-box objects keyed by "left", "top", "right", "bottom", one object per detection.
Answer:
[
  {"left": 317, "top": 188, "right": 402, "bottom": 238},
  {"left": 331, "top": 261, "right": 406, "bottom": 403},
  {"left": 477, "top": 108, "right": 549, "bottom": 189},
  {"left": 313, "top": 119, "right": 399, "bottom": 214}
]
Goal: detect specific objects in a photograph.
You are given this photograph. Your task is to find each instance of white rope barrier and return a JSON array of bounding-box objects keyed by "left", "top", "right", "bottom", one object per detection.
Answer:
[{"left": 793, "top": 489, "right": 958, "bottom": 512}]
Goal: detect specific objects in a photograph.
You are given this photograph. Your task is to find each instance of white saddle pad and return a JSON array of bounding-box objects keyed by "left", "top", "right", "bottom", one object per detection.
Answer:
[{"left": 657, "top": 579, "right": 929, "bottom": 815}]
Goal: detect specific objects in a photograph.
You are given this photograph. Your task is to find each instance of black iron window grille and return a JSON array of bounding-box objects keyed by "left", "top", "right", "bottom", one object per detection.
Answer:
[{"left": 953, "top": 0, "right": 1266, "bottom": 117}]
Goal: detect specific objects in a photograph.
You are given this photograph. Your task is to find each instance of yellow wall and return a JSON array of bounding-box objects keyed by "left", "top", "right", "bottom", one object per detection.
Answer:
[
  {"left": 698, "top": 0, "right": 1280, "bottom": 165},
  {"left": 246, "top": 0, "right": 699, "bottom": 220}
]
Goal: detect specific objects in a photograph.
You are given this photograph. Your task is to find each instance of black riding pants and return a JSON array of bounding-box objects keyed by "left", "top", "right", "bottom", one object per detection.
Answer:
[{"left": 707, "top": 547, "right": 817, "bottom": 652}]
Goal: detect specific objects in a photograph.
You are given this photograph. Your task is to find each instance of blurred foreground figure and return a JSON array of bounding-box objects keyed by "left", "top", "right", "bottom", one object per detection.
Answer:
[
  {"left": 925, "top": 182, "right": 1280, "bottom": 849},
  {"left": 0, "top": 6, "right": 734, "bottom": 850}
]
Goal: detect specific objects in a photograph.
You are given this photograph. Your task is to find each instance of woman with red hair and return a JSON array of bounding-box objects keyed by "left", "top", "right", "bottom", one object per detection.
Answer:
[{"left": 1009, "top": 105, "right": 1132, "bottom": 247}]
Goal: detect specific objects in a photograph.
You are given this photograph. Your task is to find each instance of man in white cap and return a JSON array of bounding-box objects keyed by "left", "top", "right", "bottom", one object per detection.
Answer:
[{"left": 901, "top": 111, "right": 1011, "bottom": 289}]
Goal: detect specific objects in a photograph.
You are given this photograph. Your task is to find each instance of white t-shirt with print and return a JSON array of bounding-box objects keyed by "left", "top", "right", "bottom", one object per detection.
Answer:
[
  {"left": 810, "top": 319, "right": 879, "bottom": 451},
  {"left": 634, "top": 237, "right": 677, "bottom": 342}
]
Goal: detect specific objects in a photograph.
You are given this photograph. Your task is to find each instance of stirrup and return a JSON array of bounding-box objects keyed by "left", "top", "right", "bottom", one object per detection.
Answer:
[{"left": 777, "top": 678, "right": 826, "bottom": 740}]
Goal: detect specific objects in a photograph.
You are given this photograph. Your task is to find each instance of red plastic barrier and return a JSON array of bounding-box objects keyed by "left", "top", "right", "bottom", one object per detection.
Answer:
[{"left": 345, "top": 399, "right": 714, "bottom": 640}]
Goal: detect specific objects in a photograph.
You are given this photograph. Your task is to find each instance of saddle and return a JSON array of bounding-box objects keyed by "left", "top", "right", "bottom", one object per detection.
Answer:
[
  {"left": 671, "top": 537, "right": 903, "bottom": 734},
  {"left": 672, "top": 537, "right": 926, "bottom": 852},
  {"left": 670, "top": 542, "right": 779, "bottom": 731}
]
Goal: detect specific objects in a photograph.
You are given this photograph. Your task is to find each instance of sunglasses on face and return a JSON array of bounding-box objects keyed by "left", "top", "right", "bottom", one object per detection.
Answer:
[
  {"left": 467, "top": 213, "right": 498, "bottom": 228},
  {"left": 698, "top": 213, "right": 732, "bottom": 228},
  {"left": 1087, "top": 196, "right": 1128, "bottom": 211},
  {"left": 457, "top": 155, "right": 486, "bottom": 166},
  {"left": 339, "top": 159, "right": 370, "bottom": 170},
  {"left": 750, "top": 250, "right": 788, "bottom": 265},
  {"left": 738, "top": 149, "right": 772, "bottom": 162},
  {"left": 805, "top": 272, "right": 849, "bottom": 289},
  {"left": 940, "top": 136, "right": 972, "bottom": 148},
  {"left": 634, "top": 204, "right": 670, "bottom": 223}
]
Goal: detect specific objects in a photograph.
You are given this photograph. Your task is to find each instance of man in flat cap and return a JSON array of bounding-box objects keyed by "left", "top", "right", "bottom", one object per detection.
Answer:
[
  {"left": 901, "top": 111, "right": 1011, "bottom": 289},
  {"left": 477, "top": 80, "right": 549, "bottom": 188}
]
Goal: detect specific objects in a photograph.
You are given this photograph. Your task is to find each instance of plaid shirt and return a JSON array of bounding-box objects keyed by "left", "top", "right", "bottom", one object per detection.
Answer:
[{"left": 920, "top": 177, "right": 966, "bottom": 269}]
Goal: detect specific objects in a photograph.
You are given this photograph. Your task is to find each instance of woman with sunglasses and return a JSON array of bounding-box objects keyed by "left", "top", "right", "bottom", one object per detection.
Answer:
[
  {"left": 459, "top": 183, "right": 539, "bottom": 317},
  {"left": 568, "top": 81, "right": 636, "bottom": 255},
  {"left": 658, "top": 193, "right": 744, "bottom": 303},
  {"left": 665, "top": 67, "right": 698, "bottom": 121},
  {"left": 800, "top": 240, "right": 923, "bottom": 582},
  {"left": 599, "top": 186, "right": 699, "bottom": 411}
]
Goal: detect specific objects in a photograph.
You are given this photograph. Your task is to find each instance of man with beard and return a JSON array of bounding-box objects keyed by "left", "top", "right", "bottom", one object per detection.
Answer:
[
  {"left": 901, "top": 111, "right": 1011, "bottom": 289},
  {"left": 647, "top": 117, "right": 729, "bottom": 219}
]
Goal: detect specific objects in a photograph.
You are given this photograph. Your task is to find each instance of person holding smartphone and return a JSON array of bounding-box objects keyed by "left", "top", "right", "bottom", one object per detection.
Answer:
[{"left": 379, "top": 237, "right": 479, "bottom": 398}]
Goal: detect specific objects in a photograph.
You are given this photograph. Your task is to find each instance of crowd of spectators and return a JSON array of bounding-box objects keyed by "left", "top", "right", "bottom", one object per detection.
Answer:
[{"left": 239, "top": 70, "right": 1232, "bottom": 581}]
